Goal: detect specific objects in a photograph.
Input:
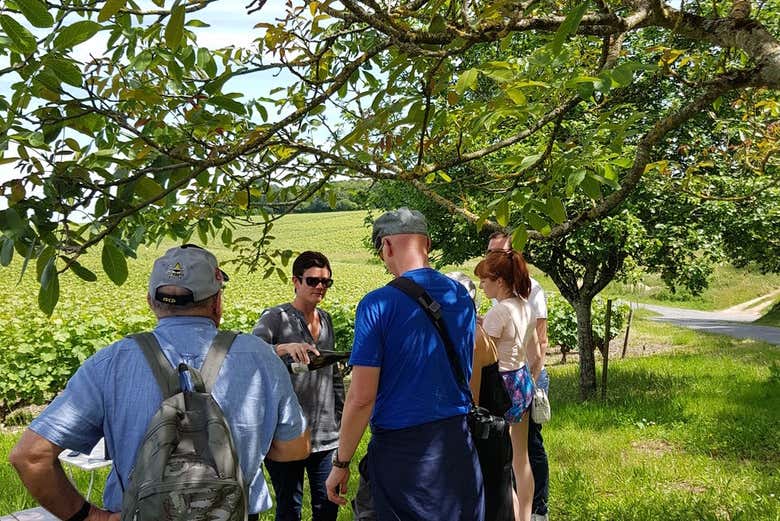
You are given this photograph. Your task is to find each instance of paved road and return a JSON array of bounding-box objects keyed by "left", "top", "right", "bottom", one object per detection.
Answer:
[{"left": 643, "top": 304, "right": 780, "bottom": 346}]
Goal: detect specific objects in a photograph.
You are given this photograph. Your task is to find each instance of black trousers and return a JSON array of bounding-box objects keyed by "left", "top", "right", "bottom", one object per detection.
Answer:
[{"left": 528, "top": 416, "right": 549, "bottom": 515}]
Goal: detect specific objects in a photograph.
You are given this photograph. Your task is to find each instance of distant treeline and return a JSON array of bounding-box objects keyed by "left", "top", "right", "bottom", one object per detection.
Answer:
[{"left": 258, "top": 180, "right": 375, "bottom": 213}]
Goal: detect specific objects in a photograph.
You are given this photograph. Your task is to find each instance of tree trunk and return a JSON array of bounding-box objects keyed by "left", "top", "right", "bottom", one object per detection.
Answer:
[{"left": 573, "top": 297, "right": 597, "bottom": 400}]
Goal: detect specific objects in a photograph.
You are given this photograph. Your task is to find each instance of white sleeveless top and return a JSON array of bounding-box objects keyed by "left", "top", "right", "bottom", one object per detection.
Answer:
[{"left": 482, "top": 297, "right": 532, "bottom": 372}]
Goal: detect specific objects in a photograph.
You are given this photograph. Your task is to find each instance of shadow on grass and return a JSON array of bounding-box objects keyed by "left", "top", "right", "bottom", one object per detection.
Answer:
[{"left": 549, "top": 346, "right": 780, "bottom": 465}]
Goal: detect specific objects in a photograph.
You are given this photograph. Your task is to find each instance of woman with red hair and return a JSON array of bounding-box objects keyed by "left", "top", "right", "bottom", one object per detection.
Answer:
[{"left": 474, "top": 251, "right": 541, "bottom": 521}]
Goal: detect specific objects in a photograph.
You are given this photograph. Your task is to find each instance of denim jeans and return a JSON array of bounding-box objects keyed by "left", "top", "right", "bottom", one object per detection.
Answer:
[
  {"left": 265, "top": 448, "right": 339, "bottom": 521},
  {"left": 529, "top": 367, "right": 549, "bottom": 515}
]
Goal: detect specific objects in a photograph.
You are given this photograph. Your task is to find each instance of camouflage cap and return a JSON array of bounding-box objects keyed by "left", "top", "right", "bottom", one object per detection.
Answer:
[{"left": 371, "top": 207, "right": 429, "bottom": 250}]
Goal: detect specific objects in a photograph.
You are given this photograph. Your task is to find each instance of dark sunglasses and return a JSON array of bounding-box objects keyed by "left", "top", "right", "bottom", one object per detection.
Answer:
[{"left": 296, "top": 276, "right": 334, "bottom": 288}]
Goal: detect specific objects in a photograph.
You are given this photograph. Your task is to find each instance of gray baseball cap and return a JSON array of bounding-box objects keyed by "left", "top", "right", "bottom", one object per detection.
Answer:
[
  {"left": 371, "top": 207, "right": 429, "bottom": 250},
  {"left": 148, "top": 244, "right": 229, "bottom": 305}
]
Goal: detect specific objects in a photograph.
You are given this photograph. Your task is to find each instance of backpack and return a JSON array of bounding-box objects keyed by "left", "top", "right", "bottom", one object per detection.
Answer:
[{"left": 120, "top": 331, "right": 248, "bottom": 521}]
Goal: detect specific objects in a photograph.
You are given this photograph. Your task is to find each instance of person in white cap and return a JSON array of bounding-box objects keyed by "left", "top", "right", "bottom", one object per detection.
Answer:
[{"left": 10, "top": 244, "right": 310, "bottom": 521}]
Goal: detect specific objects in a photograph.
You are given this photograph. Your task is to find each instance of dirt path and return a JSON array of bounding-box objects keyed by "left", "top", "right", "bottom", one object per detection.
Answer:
[{"left": 721, "top": 287, "right": 780, "bottom": 314}]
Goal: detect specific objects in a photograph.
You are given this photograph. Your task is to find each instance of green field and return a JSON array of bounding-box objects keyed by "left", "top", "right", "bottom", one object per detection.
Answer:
[{"left": 1, "top": 210, "right": 779, "bottom": 519}]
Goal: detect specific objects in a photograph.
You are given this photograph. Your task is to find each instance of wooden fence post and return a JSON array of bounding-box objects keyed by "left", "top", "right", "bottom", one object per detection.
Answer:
[
  {"left": 621, "top": 305, "right": 634, "bottom": 359},
  {"left": 601, "top": 299, "right": 612, "bottom": 400}
]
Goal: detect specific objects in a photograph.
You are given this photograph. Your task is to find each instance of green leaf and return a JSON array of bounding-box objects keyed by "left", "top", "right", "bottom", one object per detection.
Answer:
[
  {"left": 45, "top": 58, "right": 82, "bottom": 87},
  {"left": 0, "top": 15, "right": 37, "bottom": 54},
  {"left": 545, "top": 196, "right": 567, "bottom": 224},
  {"left": 9, "top": 180, "right": 25, "bottom": 204},
  {"left": 135, "top": 177, "right": 164, "bottom": 201},
  {"left": 17, "top": 234, "right": 37, "bottom": 284},
  {"left": 0, "top": 208, "right": 27, "bottom": 236},
  {"left": 221, "top": 227, "right": 232, "bottom": 246},
  {"left": 505, "top": 87, "right": 526, "bottom": 106},
  {"left": 69, "top": 260, "right": 98, "bottom": 282},
  {"left": 429, "top": 13, "right": 446, "bottom": 33},
  {"left": 234, "top": 190, "right": 249, "bottom": 209},
  {"left": 38, "top": 257, "right": 59, "bottom": 316},
  {"left": 102, "top": 240, "right": 128, "bottom": 286},
  {"left": 511, "top": 227, "right": 528, "bottom": 252},
  {"left": 503, "top": 154, "right": 541, "bottom": 171},
  {"left": 0, "top": 237, "right": 13, "bottom": 266},
  {"left": 98, "top": 0, "right": 126, "bottom": 22},
  {"left": 495, "top": 199, "right": 510, "bottom": 226},
  {"left": 54, "top": 21, "right": 102, "bottom": 49},
  {"left": 581, "top": 175, "right": 602, "bottom": 199},
  {"left": 482, "top": 68, "right": 514, "bottom": 83},
  {"left": 551, "top": 2, "right": 588, "bottom": 56},
  {"left": 527, "top": 212, "right": 551, "bottom": 235},
  {"left": 15, "top": 0, "right": 53, "bottom": 28},
  {"left": 165, "top": 4, "right": 185, "bottom": 50},
  {"left": 209, "top": 95, "right": 245, "bottom": 115},
  {"left": 36, "top": 245, "right": 55, "bottom": 281},
  {"left": 611, "top": 63, "right": 634, "bottom": 86},
  {"left": 197, "top": 220, "right": 209, "bottom": 245},
  {"left": 197, "top": 47, "right": 217, "bottom": 76},
  {"left": 256, "top": 103, "right": 268, "bottom": 122},
  {"left": 455, "top": 68, "right": 479, "bottom": 95}
]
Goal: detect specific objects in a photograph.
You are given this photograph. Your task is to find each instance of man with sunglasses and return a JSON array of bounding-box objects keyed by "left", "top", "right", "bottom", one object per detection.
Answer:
[
  {"left": 487, "top": 231, "right": 551, "bottom": 521},
  {"left": 254, "top": 251, "right": 345, "bottom": 521},
  {"left": 326, "top": 208, "right": 484, "bottom": 521}
]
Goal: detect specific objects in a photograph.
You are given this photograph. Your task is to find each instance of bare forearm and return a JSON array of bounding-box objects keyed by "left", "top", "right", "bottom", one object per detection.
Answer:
[
  {"left": 11, "top": 448, "right": 85, "bottom": 518},
  {"left": 536, "top": 318, "right": 549, "bottom": 366},
  {"left": 336, "top": 394, "right": 374, "bottom": 462},
  {"left": 9, "top": 430, "right": 84, "bottom": 519},
  {"left": 10, "top": 430, "right": 118, "bottom": 520}
]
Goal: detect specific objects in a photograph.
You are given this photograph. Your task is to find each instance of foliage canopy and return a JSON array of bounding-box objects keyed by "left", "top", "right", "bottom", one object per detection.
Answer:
[{"left": 0, "top": 0, "right": 777, "bottom": 313}]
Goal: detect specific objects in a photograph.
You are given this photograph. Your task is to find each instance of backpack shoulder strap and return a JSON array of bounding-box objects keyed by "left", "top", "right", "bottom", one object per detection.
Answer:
[
  {"left": 387, "top": 277, "right": 473, "bottom": 402},
  {"left": 200, "top": 331, "right": 238, "bottom": 392},
  {"left": 130, "top": 332, "right": 180, "bottom": 398}
]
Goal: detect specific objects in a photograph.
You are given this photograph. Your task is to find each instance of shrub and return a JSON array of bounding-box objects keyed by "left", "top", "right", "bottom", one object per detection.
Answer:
[{"left": 547, "top": 294, "right": 630, "bottom": 360}]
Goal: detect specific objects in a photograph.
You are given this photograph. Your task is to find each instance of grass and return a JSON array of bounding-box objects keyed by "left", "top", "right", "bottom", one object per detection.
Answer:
[
  {"left": 546, "top": 318, "right": 780, "bottom": 520},
  {"left": 605, "top": 263, "right": 780, "bottom": 311},
  {"left": 1, "top": 210, "right": 779, "bottom": 518},
  {"left": 2, "top": 316, "right": 779, "bottom": 519},
  {"left": 756, "top": 300, "right": 780, "bottom": 327}
]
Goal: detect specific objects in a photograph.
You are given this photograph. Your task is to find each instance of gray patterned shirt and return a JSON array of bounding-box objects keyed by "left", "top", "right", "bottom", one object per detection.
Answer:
[{"left": 253, "top": 303, "right": 342, "bottom": 452}]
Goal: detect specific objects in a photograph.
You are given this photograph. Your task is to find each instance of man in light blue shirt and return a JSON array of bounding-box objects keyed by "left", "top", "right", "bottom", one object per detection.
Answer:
[{"left": 10, "top": 244, "right": 310, "bottom": 521}]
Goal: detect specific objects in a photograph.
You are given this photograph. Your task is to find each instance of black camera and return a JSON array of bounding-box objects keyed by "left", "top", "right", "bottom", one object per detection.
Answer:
[{"left": 467, "top": 406, "right": 508, "bottom": 440}]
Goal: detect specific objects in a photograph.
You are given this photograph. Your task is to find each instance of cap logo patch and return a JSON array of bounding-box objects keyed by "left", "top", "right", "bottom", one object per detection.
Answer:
[{"left": 167, "top": 262, "right": 184, "bottom": 279}]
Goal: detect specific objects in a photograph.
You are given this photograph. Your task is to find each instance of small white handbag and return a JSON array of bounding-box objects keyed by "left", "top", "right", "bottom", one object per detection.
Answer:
[{"left": 531, "top": 385, "right": 551, "bottom": 424}]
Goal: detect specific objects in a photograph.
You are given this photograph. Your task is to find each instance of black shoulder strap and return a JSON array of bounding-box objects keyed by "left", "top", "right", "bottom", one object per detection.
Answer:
[
  {"left": 200, "top": 331, "right": 238, "bottom": 392},
  {"left": 130, "top": 333, "right": 180, "bottom": 398},
  {"left": 387, "top": 277, "right": 473, "bottom": 403}
]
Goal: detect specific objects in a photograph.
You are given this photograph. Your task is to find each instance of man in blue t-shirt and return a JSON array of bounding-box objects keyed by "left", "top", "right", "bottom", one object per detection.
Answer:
[
  {"left": 10, "top": 244, "right": 310, "bottom": 521},
  {"left": 325, "top": 208, "right": 484, "bottom": 521}
]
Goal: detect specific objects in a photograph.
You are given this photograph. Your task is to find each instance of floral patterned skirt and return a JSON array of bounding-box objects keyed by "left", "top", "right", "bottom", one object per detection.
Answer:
[{"left": 500, "top": 365, "right": 534, "bottom": 423}]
